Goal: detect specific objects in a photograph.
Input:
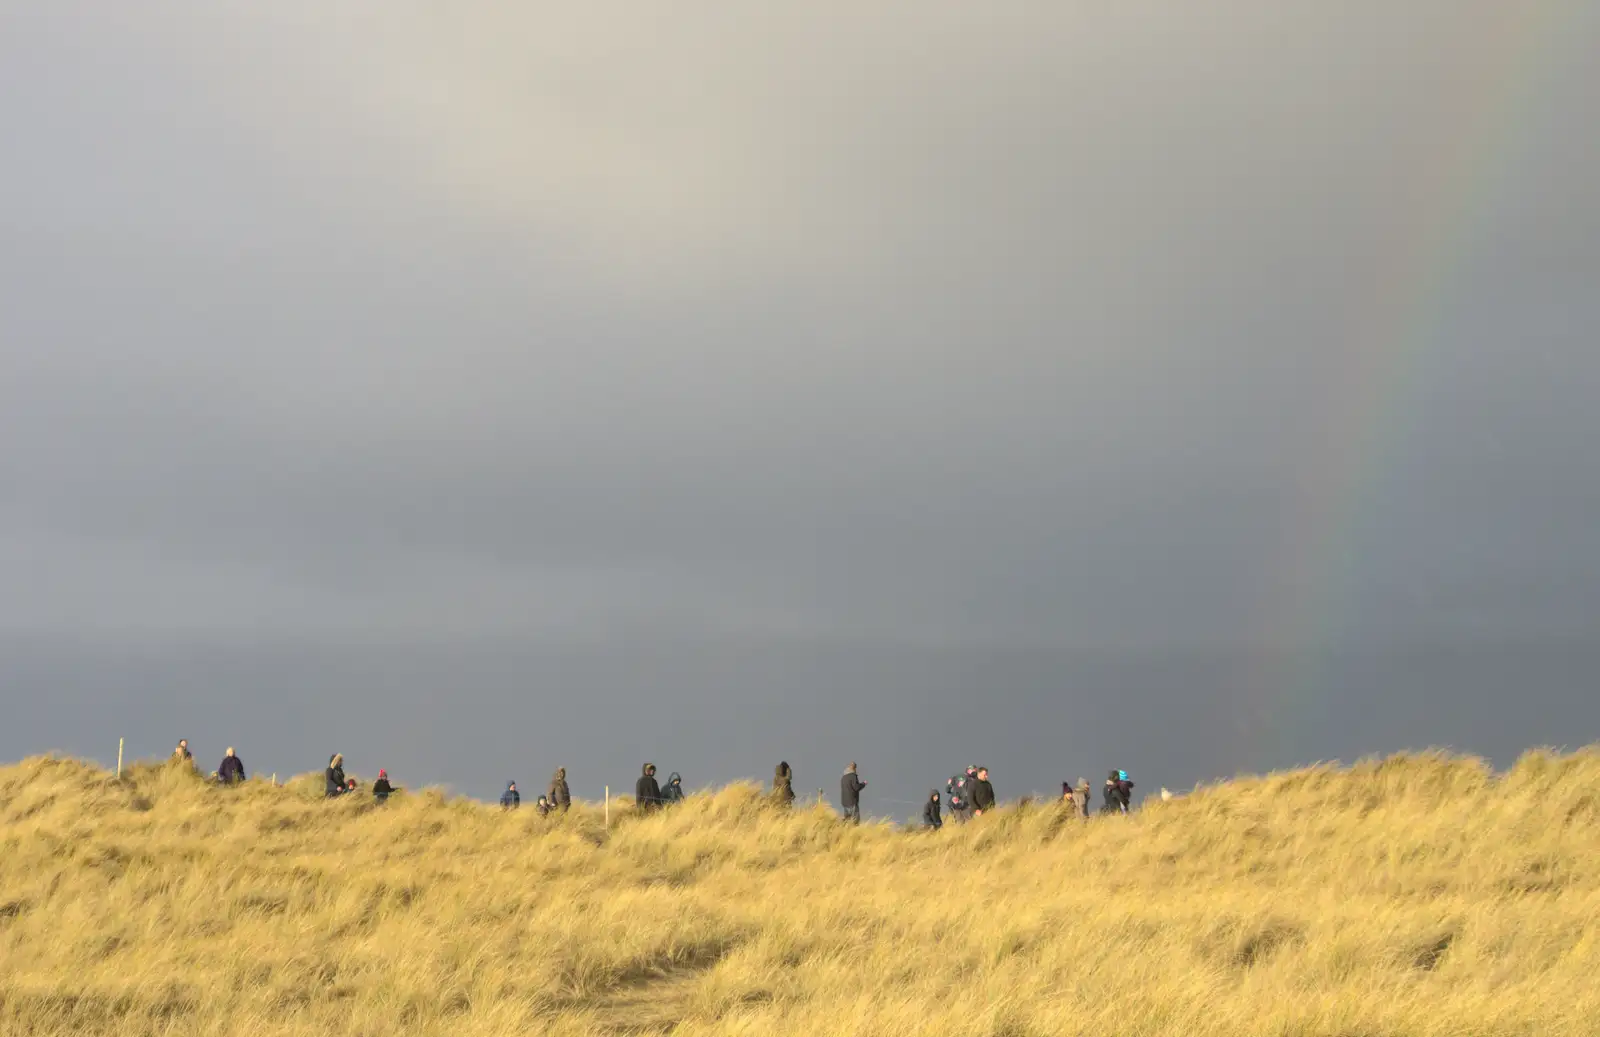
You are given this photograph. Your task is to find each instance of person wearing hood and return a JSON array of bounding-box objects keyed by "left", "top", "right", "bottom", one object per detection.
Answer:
[
  {"left": 373, "top": 769, "right": 395, "bottom": 803},
  {"left": 1104, "top": 770, "right": 1133, "bottom": 814},
  {"left": 970, "top": 767, "right": 996, "bottom": 816},
  {"left": 661, "top": 772, "right": 685, "bottom": 805},
  {"left": 951, "top": 765, "right": 978, "bottom": 823},
  {"left": 217, "top": 747, "right": 246, "bottom": 785},
  {"left": 548, "top": 768, "right": 571, "bottom": 813},
  {"left": 922, "top": 789, "right": 943, "bottom": 830},
  {"left": 773, "top": 761, "right": 796, "bottom": 805},
  {"left": 501, "top": 781, "right": 520, "bottom": 809},
  {"left": 173, "top": 739, "right": 194, "bottom": 766},
  {"left": 325, "top": 754, "right": 347, "bottom": 797},
  {"left": 840, "top": 762, "right": 866, "bottom": 823},
  {"left": 535, "top": 795, "right": 552, "bottom": 817},
  {"left": 636, "top": 763, "right": 662, "bottom": 812}
]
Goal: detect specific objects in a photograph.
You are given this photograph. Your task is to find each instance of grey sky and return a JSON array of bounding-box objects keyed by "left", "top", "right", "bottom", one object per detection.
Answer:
[{"left": 2, "top": 2, "right": 1597, "bottom": 813}]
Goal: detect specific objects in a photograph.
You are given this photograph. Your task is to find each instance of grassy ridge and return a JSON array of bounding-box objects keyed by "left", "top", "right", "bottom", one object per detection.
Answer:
[{"left": 1, "top": 750, "right": 1598, "bottom": 1036}]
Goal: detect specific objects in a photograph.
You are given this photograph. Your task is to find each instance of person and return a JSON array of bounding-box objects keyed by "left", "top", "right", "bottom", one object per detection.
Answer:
[
  {"left": 1062, "top": 781, "right": 1075, "bottom": 805},
  {"left": 1103, "top": 770, "right": 1133, "bottom": 814},
  {"left": 950, "top": 766, "right": 978, "bottom": 823},
  {"left": 773, "top": 761, "right": 795, "bottom": 805},
  {"left": 1117, "top": 770, "right": 1136, "bottom": 812},
  {"left": 325, "top": 754, "right": 347, "bottom": 798},
  {"left": 1076, "top": 778, "right": 1092, "bottom": 818},
  {"left": 346, "top": 778, "right": 359, "bottom": 795},
  {"left": 661, "top": 772, "right": 685, "bottom": 805},
  {"left": 636, "top": 763, "right": 662, "bottom": 812},
  {"left": 373, "top": 769, "right": 395, "bottom": 803},
  {"left": 535, "top": 795, "right": 552, "bottom": 817},
  {"left": 501, "top": 781, "right": 520, "bottom": 809},
  {"left": 922, "top": 789, "right": 943, "bottom": 830},
  {"left": 548, "top": 768, "right": 571, "bottom": 813},
  {"left": 970, "top": 767, "right": 995, "bottom": 816},
  {"left": 840, "top": 762, "right": 866, "bottom": 823},
  {"left": 217, "top": 747, "right": 246, "bottom": 785},
  {"left": 172, "top": 739, "right": 194, "bottom": 764}
]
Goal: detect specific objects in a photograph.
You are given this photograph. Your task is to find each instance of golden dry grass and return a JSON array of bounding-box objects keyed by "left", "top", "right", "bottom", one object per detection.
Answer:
[{"left": 2, "top": 749, "right": 1598, "bottom": 1036}]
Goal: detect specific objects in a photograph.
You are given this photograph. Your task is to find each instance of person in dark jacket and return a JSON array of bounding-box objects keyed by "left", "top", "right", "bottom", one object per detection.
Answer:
[
  {"left": 501, "top": 781, "right": 520, "bottom": 809},
  {"left": 970, "top": 767, "right": 996, "bottom": 815},
  {"left": 218, "top": 747, "right": 246, "bottom": 785},
  {"left": 922, "top": 790, "right": 943, "bottom": 830},
  {"left": 773, "top": 761, "right": 796, "bottom": 805},
  {"left": 325, "top": 754, "right": 347, "bottom": 797},
  {"left": 1103, "top": 770, "right": 1133, "bottom": 814},
  {"left": 951, "top": 765, "right": 978, "bottom": 823},
  {"left": 173, "top": 739, "right": 194, "bottom": 765},
  {"left": 840, "top": 763, "right": 866, "bottom": 823},
  {"left": 661, "top": 772, "right": 685, "bottom": 805},
  {"left": 548, "top": 768, "right": 571, "bottom": 813},
  {"left": 636, "top": 763, "right": 662, "bottom": 812},
  {"left": 535, "top": 795, "right": 552, "bottom": 817},
  {"left": 373, "top": 769, "right": 395, "bottom": 803}
]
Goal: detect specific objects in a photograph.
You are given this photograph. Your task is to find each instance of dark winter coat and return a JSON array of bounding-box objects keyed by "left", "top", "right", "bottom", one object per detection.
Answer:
[
  {"left": 326, "top": 764, "right": 347, "bottom": 797},
  {"left": 501, "top": 783, "right": 520, "bottom": 809},
  {"left": 970, "top": 777, "right": 995, "bottom": 812},
  {"left": 373, "top": 777, "right": 394, "bottom": 802},
  {"left": 840, "top": 770, "right": 865, "bottom": 809},
  {"left": 549, "top": 769, "right": 571, "bottom": 812},
  {"left": 218, "top": 755, "right": 246, "bottom": 785},
  {"left": 773, "top": 762, "right": 795, "bottom": 803},
  {"left": 636, "top": 766, "right": 662, "bottom": 810},
  {"left": 923, "top": 793, "right": 943, "bottom": 829},
  {"left": 662, "top": 773, "right": 685, "bottom": 804}
]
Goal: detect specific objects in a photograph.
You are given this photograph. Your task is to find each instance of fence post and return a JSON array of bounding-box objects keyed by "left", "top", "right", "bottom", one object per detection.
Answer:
[
  {"left": 605, "top": 785, "right": 610, "bottom": 827},
  {"left": 116, "top": 738, "right": 124, "bottom": 780}
]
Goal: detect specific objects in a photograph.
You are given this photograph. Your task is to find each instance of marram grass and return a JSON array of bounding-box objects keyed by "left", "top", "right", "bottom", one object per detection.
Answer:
[{"left": 2, "top": 749, "right": 1598, "bottom": 1036}]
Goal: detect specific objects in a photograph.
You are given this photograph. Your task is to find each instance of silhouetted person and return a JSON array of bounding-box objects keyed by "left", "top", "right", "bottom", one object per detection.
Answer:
[
  {"left": 373, "top": 769, "right": 395, "bottom": 803},
  {"left": 325, "top": 754, "right": 347, "bottom": 798},
  {"left": 662, "top": 772, "right": 685, "bottom": 805},
  {"left": 923, "top": 790, "right": 943, "bottom": 830},
  {"left": 173, "top": 739, "right": 193, "bottom": 765},
  {"left": 970, "top": 767, "right": 995, "bottom": 816},
  {"left": 501, "top": 781, "right": 520, "bottom": 809},
  {"left": 636, "top": 763, "right": 662, "bottom": 812},
  {"left": 840, "top": 762, "right": 866, "bottom": 823},
  {"left": 548, "top": 768, "right": 571, "bottom": 813},
  {"left": 217, "top": 747, "right": 246, "bottom": 785},
  {"left": 773, "top": 761, "right": 795, "bottom": 805}
]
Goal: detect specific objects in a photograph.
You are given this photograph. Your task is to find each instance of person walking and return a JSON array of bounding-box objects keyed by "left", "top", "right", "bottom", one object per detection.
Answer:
[
  {"left": 501, "top": 781, "right": 521, "bottom": 809},
  {"left": 970, "top": 767, "right": 996, "bottom": 816},
  {"left": 373, "top": 769, "right": 395, "bottom": 803},
  {"left": 217, "top": 747, "right": 246, "bottom": 785},
  {"left": 661, "top": 772, "right": 685, "bottom": 805},
  {"left": 773, "top": 761, "right": 796, "bottom": 806},
  {"left": 840, "top": 762, "right": 867, "bottom": 823},
  {"left": 636, "top": 763, "right": 662, "bottom": 812},
  {"left": 325, "top": 754, "right": 347, "bottom": 798},
  {"left": 922, "top": 789, "right": 943, "bottom": 830},
  {"left": 548, "top": 768, "right": 571, "bottom": 813}
]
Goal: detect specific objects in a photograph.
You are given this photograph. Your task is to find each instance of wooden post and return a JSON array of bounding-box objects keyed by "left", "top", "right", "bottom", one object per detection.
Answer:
[
  {"left": 605, "top": 785, "right": 610, "bottom": 827},
  {"left": 116, "top": 738, "right": 124, "bottom": 780}
]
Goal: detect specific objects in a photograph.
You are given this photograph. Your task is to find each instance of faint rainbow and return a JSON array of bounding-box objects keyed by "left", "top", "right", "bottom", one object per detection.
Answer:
[{"left": 1233, "top": 2, "right": 1589, "bottom": 766}]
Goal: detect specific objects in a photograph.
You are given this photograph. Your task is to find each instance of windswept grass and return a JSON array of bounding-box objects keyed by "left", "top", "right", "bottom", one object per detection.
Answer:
[{"left": 2, "top": 749, "right": 1598, "bottom": 1036}]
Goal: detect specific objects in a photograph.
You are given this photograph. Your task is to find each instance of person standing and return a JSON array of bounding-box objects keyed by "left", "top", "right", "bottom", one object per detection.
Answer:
[
  {"left": 773, "top": 761, "right": 796, "bottom": 806},
  {"left": 1076, "top": 778, "right": 1092, "bottom": 818},
  {"left": 636, "top": 763, "right": 662, "bottom": 812},
  {"left": 661, "top": 772, "right": 685, "bottom": 804},
  {"left": 501, "top": 781, "right": 520, "bottom": 809},
  {"left": 840, "top": 762, "right": 867, "bottom": 823},
  {"left": 373, "top": 769, "right": 395, "bottom": 803},
  {"left": 217, "top": 747, "right": 246, "bottom": 785},
  {"left": 548, "top": 768, "right": 571, "bottom": 813},
  {"left": 173, "top": 740, "right": 194, "bottom": 766},
  {"left": 325, "top": 754, "right": 347, "bottom": 798},
  {"left": 922, "top": 789, "right": 943, "bottom": 830},
  {"left": 970, "top": 767, "right": 995, "bottom": 816}
]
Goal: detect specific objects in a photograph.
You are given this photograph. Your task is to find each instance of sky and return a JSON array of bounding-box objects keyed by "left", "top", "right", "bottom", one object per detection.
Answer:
[{"left": 2, "top": 2, "right": 1597, "bottom": 817}]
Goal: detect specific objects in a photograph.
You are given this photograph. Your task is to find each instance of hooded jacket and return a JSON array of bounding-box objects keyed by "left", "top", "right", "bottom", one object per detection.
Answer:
[
  {"left": 773, "top": 762, "right": 795, "bottom": 803},
  {"left": 662, "top": 773, "right": 685, "bottom": 804},
  {"left": 549, "top": 768, "right": 570, "bottom": 812},
  {"left": 325, "top": 756, "right": 347, "bottom": 797},
  {"left": 636, "top": 764, "right": 662, "bottom": 811},
  {"left": 923, "top": 792, "right": 943, "bottom": 829},
  {"left": 840, "top": 767, "right": 865, "bottom": 809},
  {"left": 218, "top": 753, "right": 246, "bottom": 785},
  {"left": 970, "top": 774, "right": 996, "bottom": 812},
  {"left": 501, "top": 782, "right": 520, "bottom": 809}
]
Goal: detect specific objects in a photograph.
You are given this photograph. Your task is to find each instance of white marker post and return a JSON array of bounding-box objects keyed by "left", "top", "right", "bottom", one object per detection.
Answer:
[{"left": 116, "top": 737, "right": 124, "bottom": 780}]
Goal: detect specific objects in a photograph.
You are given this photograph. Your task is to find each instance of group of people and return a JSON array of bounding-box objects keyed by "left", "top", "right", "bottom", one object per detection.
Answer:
[{"left": 170, "top": 738, "right": 1139, "bottom": 821}]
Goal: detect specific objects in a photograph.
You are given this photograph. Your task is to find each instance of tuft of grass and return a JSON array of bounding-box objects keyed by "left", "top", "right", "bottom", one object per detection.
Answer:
[{"left": 1, "top": 749, "right": 1598, "bottom": 1035}]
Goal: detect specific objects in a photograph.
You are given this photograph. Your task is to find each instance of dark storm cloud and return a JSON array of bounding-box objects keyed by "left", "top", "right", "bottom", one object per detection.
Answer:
[{"left": 2, "top": 2, "right": 1596, "bottom": 808}]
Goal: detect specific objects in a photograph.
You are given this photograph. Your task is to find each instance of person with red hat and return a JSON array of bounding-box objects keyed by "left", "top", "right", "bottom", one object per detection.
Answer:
[{"left": 373, "top": 769, "right": 395, "bottom": 803}]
